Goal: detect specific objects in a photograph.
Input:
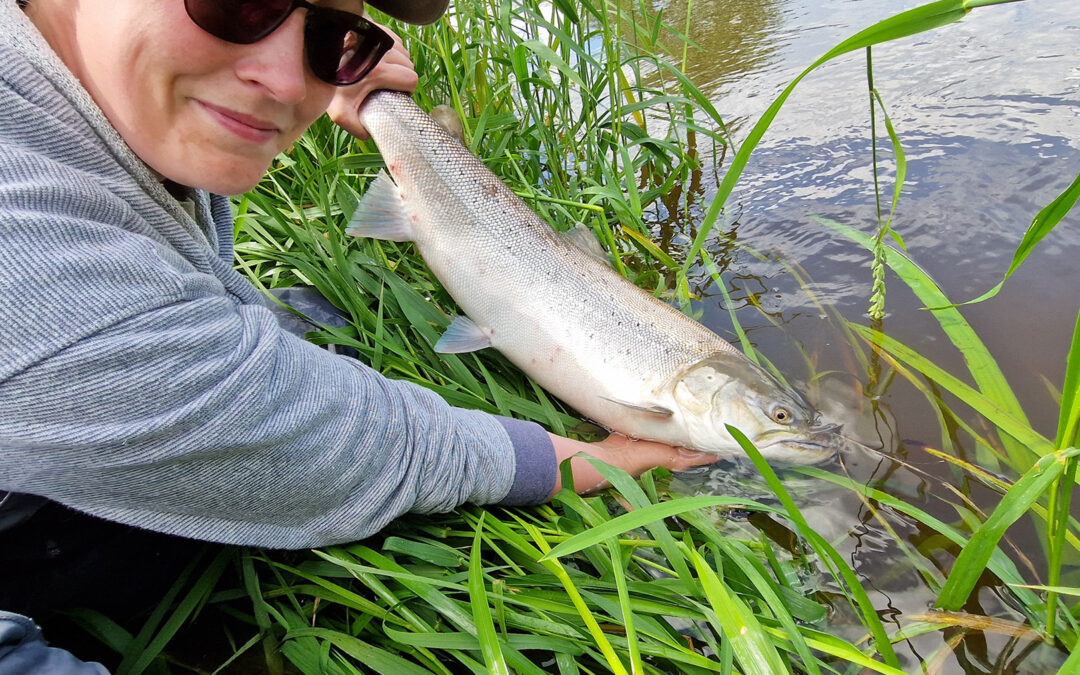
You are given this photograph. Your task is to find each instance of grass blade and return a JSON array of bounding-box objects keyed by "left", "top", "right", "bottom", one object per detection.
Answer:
[
  {"left": 540, "top": 495, "right": 775, "bottom": 561},
  {"left": 686, "top": 546, "right": 790, "bottom": 675},
  {"left": 961, "top": 170, "right": 1080, "bottom": 305},
  {"left": 683, "top": 0, "right": 1014, "bottom": 270},
  {"left": 937, "top": 446, "right": 1080, "bottom": 610},
  {"left": 1056, "top": 309, "right": 1080, "bottom": 450},
  {"left": 283, "top": 627, "right": 434, "bottom": 674},
  {"left": 849, "top": 323, "right": 1052, "bottom": 454},
  {"left": 726, "top": 424, "right": 901, "bottom": 668},
  {"left": 468, "top": 513, "right": 511, "bottom": 675},
  {"left": 116, "top": 549, "right": 230, "bottom": 675},
  {"left": 817, "top": 215, "right": 1035, "bottom": 469}
]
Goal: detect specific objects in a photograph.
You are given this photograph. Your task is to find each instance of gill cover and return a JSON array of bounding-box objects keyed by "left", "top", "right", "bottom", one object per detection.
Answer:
[
  {"left": 672, "top": 355, "right": 825, "bottom": 458},
  {"left": 676, "top": 357, "right": 814, "bottom": 422}
]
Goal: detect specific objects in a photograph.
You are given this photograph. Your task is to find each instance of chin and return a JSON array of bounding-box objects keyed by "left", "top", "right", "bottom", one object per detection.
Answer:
[
  {"left": 204, "top": 177, "right": 266, "bottom": 196},
  {"left": 148, "top": 145, "right": 273, "bottom": 195},
  {"left": 169, "top": 168, "right": 266, "bottom": 196}
]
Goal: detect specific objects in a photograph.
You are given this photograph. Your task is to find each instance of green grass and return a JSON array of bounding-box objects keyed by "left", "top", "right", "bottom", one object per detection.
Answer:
[{"left": 68, "top": 0, "right": 1080, "bottom": 672}]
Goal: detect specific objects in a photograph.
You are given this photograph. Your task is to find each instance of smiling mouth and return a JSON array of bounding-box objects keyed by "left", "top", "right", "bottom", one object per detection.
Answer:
[{"left": 196, "top": 100, "right": 279, "bottom": 143}]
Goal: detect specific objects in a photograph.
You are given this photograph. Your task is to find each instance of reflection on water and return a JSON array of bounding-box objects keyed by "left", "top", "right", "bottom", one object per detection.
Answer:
[
  {"left": 648, "top": 0, "right": 787, "bottom": 90},
  {"left": 653, "top": 0, "right": 1080, "bottom": 450},
  {"left": 654, "top": 0, "right": 1079, "bottom": 670}
]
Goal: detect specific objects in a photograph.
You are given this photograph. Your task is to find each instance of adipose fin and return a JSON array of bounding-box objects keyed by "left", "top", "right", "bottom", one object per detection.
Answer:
[{"left": 562, "top": 222, "right": 612, "bottom": 267}]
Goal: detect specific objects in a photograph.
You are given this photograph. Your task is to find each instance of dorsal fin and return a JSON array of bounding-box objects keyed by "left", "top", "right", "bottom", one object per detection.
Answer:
[
  {"left": 345, "top": 171, "right": 415, "bottom": 242},
  {"left": 434, "top": 315, "right": 492, "bottom": 353}
]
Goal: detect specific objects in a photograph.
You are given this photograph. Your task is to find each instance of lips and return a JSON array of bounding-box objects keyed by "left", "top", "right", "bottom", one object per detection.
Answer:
[{"left": 196, "top": 100, "right": 280, "bottom": 143}]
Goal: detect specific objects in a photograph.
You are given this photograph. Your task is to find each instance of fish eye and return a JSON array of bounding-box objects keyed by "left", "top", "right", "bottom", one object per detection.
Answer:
[{"left": 771, "top": 407, "right": 792, "bottom": 424}]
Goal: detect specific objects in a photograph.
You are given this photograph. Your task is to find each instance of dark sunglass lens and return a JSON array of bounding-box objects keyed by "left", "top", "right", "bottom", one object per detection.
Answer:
[
  {"left": 186, "top": 0, "right": 294, "bottom": 44},
  {"left": 305, "top": 15, "right": 392, "bottom": 85}
]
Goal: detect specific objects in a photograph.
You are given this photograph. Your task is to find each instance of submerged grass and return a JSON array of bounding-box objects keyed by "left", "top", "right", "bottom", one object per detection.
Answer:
[{"left": 71, "top": 0, "right": 1080, "bottom": 672}]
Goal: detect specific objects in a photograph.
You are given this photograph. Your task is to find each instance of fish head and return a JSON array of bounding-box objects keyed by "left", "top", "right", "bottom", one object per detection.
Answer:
[{"left": 672, "top": 355, "right": 839, "bottom": 464}]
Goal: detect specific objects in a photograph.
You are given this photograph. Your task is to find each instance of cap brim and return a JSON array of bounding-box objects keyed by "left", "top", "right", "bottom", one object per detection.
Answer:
[{"left": 367, "top": 0, "right": 450, "bottom": 25}]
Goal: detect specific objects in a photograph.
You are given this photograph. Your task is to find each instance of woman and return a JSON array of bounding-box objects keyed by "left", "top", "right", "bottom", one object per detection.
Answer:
[{"left": 0, "top": 0, "right": 715, "bottom": 668}]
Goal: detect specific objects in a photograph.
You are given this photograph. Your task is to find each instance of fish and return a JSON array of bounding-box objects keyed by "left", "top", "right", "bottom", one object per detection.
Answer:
[{"left": 346, "top": 90, "right": 839, "bottom": 463}]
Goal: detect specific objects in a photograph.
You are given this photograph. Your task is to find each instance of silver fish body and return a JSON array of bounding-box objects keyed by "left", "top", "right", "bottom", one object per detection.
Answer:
[{"left": 348, "top": 90, "right": 837, "bottom": 462}]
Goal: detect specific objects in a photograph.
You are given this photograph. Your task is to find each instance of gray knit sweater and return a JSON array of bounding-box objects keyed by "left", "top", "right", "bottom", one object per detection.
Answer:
[{"left": 0, "top": 1, "right": 555, "bottom": 548}]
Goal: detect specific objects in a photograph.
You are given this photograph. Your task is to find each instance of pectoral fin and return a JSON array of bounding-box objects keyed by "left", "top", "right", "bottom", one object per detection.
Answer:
[
  {"left": 601, "top": 396, "right": 674, "bottom": 417},
  {"left": 345, "top": 171, "right": 415, "bottom": 242},
  {"left": 434, "top": 315, "right": 492, "bottom": 353}
]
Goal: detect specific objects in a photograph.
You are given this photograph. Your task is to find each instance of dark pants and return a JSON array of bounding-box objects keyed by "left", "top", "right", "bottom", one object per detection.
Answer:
[
  {"left": 0, "top": 612, "right": 108, "bottom": 674},
  {"left": 0, "top": 498, "right": 208, "bottom": 620},
  {"left": 0, "top": 498, "right": 211, "bottom": 673}
]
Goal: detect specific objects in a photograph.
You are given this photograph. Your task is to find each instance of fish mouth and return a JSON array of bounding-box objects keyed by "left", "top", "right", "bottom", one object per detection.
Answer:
[{"left": 750, "top": 423, "right": 844, "bottom": 463}]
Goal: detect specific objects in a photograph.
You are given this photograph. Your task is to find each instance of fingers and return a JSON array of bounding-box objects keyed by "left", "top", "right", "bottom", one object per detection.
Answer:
[
  {"left": 327, "top": 24, "right": 418, "bottom": 140},
  {"left": 548, "top": 432, "right": 721, "bottom": 499},
  {"left": 649, "top": 443, "right": 721, "bottom": 472},
  {"left": 597, "top": 433, "right": 722, "bottom": 473},
  {"left": 671, "top": 447, "right": 723, "bottom": 471}
]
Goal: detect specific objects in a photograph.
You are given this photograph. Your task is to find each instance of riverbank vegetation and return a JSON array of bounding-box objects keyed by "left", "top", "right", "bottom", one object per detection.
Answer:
[{"left": 72, "top": 0, "right": 1080, "bottom": 672}]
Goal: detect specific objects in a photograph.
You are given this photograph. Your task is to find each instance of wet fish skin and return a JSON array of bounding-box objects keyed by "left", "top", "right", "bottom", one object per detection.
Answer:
[{"left": 347, "top": 90, "right": 837, "bottom": 463}]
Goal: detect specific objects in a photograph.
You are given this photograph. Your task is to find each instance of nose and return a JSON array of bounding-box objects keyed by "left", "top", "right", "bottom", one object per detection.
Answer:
[{"left": 233, "top": 11, "right": 312, "bottom": 104}]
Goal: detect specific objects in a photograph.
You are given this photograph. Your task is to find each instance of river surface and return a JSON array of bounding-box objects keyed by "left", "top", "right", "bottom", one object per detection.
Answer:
[{"left": 649, "top": 0, "right": 1079, "bottom": 671}]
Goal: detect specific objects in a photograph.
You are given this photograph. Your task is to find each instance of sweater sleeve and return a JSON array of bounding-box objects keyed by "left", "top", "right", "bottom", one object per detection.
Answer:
[{"left": 0, "top": 162, "right": 556, "bottom": 549}]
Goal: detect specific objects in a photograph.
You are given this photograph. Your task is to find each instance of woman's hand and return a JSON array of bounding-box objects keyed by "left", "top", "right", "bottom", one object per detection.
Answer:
[
  {"left": 547, "top": 432, "right": 721, "bottom": 498},
  {"left": 327, "top": 24, "right": 417, "bottom": 140}
]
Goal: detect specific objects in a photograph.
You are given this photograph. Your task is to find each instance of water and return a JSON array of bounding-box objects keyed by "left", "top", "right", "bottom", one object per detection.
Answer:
[{"left": 653, "top": 0, "right": 1079, "bottom": 670}]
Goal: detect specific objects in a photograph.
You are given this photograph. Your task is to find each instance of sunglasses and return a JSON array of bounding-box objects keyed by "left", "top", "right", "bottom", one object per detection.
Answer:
[{"left": 184, "top": 0, "right": 395, "bottom": 86}]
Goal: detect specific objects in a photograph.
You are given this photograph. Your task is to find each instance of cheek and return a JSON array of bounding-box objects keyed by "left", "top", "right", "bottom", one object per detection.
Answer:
[
  {"left": 300, "top": 87, "right": 337, "bottom": 126},
  {"left": 113, "top": 25, "right": 228, "bottom": 128},
  {"left": 716, "top": 399, "right": 761, "bottom": 431},
  {"left": 275, "top": 88, "right": 336, "bottom": 147}
]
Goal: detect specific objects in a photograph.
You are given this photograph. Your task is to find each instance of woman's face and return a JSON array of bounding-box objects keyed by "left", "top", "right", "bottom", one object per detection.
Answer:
[{"left": 30, "top": 0, "right": 363, "bottom": 195}]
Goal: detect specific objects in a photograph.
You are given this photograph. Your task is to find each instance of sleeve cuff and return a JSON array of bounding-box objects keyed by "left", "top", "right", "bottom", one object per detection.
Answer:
[{"left": 494, "top": 417, "right": 556, "bottom": 506}]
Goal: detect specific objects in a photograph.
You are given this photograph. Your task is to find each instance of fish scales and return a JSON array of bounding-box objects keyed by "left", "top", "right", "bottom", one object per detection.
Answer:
[
  {"left": 359, "top": 94, "right": 729, "bottom": 409},
  {"left": 350, "top": 90, "right": 836, "bottom": 461}
]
